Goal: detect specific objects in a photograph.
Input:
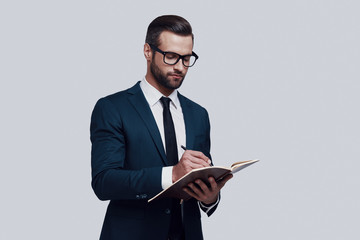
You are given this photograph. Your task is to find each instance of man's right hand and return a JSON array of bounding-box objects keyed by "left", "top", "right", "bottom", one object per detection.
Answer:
[{"left": 172, "top": 150, "right": 211, "bottom": 183}]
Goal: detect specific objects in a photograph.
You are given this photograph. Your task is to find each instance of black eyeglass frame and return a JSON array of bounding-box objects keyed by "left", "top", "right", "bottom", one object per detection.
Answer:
[{"left": 148, "top": 44, "right": 199, "bottom": 67}]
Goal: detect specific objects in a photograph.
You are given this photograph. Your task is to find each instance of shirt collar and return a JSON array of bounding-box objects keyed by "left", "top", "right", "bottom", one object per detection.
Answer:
[{"left": 140, "top": 77, "right": 180, "bottom": 109}]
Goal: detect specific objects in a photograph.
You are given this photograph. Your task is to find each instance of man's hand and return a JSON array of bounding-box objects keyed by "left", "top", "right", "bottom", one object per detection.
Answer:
[
  {"left": 183, "top": 174, "right": 233, "bottom": 205},
  {"left": 172, "top": 150, "right": 211, "bottom": 183}
]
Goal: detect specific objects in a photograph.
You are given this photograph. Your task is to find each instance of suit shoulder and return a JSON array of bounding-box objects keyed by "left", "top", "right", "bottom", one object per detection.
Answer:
[
  {"left": 96, "top": 82, "right": 141, "bottom": 105},
  {"left": 178, "top": 94, "right": 208, "bottom": 113},
  {"left": 102, "top": 89, "right": 128, "bottom": 102}
]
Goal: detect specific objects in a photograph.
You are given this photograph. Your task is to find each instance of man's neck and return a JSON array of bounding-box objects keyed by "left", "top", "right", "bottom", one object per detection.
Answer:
[{"left": 145, "top": 73, "right": 174, "bottom": 97}]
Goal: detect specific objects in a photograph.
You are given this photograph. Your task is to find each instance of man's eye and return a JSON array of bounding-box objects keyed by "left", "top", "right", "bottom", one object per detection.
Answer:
[{"left": 165, "top": 53, "right": 178, "bottom": 59}]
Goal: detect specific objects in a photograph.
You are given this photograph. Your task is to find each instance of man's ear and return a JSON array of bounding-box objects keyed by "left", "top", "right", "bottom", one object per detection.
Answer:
[{"left": 144, "top": 43, "right": 152, "bottom": 61}]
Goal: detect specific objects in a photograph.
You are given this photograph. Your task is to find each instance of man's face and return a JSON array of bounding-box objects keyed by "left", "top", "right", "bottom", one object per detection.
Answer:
[{"left": 150, "top": 31, "right": 193, "bottom": 91}]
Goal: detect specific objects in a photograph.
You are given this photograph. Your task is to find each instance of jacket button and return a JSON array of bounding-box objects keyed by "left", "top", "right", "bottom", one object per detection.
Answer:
[{"left": 165, "top": 208, "right": 171, "bottom": 214}]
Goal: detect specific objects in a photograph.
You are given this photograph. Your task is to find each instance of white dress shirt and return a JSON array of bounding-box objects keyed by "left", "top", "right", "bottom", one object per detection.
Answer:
[
  {"left": 140, "top": 77, "right": 219, "bottom": 213},
  {"left": 140, "top": 77, "right": 185, "bottom": 189}
]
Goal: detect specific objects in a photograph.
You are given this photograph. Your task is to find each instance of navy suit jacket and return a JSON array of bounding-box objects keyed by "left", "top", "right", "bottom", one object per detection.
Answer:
[{"left": 90, "top": 82, "right": 218, "bottom": 240}]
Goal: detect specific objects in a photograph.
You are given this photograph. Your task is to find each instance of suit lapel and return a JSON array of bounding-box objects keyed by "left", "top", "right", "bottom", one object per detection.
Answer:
[
  {"left": 127, "top": 82, "right": 168, "bottom": 165},
  {"left": 178, "top": 93, "right": 196, "bottom": 150}
]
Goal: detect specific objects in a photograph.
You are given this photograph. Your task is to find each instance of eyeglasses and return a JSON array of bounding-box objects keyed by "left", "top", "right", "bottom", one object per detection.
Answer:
[{"left": 149, "top": 44, "right": 199, "bottom": 67}]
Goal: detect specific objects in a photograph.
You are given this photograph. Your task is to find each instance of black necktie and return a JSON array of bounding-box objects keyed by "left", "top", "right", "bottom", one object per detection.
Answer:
[
  {"left": 160, "top": 97, "right": 184, "bottom": 239},
  {"left": 160, "top": 97, "right": 178, "bottom": 166}
]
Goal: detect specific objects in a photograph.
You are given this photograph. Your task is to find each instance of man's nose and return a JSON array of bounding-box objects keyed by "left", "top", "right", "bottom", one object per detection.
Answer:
[{"left": 173, "top": 59, "right": 186, "bottom": 72}]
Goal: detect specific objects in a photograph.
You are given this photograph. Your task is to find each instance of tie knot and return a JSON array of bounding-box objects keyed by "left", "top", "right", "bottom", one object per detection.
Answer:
[{"left": 160, "top": 97, "right": 171, "bottom": 109}]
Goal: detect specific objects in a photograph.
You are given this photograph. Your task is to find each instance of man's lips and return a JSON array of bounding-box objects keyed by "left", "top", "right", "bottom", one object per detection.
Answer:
[{"left": 168, "top": 73, "right": 184, "bottom": 79}]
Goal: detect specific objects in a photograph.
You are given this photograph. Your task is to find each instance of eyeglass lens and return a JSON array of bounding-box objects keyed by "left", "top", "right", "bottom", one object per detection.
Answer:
[{"left": 164, "top": 52, "right": 196, "bottom": 67}]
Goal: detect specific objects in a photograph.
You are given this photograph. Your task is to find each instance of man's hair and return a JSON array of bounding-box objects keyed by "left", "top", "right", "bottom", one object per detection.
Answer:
[{"left": 145, "top": 15, "right": 194, "bottom": 47}]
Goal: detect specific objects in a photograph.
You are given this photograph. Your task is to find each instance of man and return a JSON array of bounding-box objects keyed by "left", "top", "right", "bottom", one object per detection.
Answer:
[{"left": 90, "top": 15, "right": 232, "bottom": 240}]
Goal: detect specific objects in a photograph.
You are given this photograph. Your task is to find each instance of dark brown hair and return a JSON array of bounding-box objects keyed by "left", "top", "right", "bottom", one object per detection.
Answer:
[{"left": 145, "top": 15, "right": 194, "bottom": 47}]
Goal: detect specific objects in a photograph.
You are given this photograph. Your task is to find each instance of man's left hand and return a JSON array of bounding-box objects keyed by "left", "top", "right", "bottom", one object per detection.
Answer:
[{"left": 183, "top": 174, "right": 233, "bottom": 205}]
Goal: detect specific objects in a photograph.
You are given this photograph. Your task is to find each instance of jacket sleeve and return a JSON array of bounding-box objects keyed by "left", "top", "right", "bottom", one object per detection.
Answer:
[
  {"left": 200, "top": 109, "right": 220, "bottom": 216},
  {"left": 90, "top": 97, "right": 163, "bottom": 201}
]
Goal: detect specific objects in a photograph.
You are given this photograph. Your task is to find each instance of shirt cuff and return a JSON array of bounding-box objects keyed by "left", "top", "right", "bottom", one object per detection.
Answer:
[
  {"left": 161, "top": 166, "right": 173, "bottom": 190},
  {"left": 198, "top": 195, "right": 220, "bottom": 214}
]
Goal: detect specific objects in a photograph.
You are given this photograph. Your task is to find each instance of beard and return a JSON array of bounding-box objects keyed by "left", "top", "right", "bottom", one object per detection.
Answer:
[{"left": 150, "top": 60, "right": 186, "bottom": 90}]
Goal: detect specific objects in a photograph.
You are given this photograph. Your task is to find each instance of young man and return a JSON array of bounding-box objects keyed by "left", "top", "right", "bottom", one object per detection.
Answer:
[{"left": 90, "top": 15, "right": 232, "bottom": 240}]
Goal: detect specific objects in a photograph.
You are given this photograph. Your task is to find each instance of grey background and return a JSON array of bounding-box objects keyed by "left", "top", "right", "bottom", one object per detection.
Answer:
[{"left": 1, "top": 0, "right": 359, "bottom": 239}]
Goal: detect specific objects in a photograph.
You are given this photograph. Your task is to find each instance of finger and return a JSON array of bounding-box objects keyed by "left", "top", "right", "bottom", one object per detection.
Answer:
[
  {"left": 187, "top": 182, "right": 205, "bottom": 198},
  {"left": 180, "top": 159, "right": 209, "bottom": 171},
  {"left": 182, "top": 156, "right": 210, "bottom": 169},
  {"left": 195, "top": 179, "right": 211, "bottom": 194},
  {"left": 183, "top": 187, "right": 200, "bottom": 200},
  {"left": 187, "top": 155, "right": 211, "bottom": 167},
  {"left": 189, "top": 161, "right": 210, "bottom": 169},
  {"left": 181, "top": 151, "right": 211, "bottom": 166},
  {"left": 186, "top": 150, "right": 211, "bottom": 165},
  {"left": 217, "top": 174, "right": 233, "bottom": 188},
  {"left": 208, "top": 177, "right": 217, "bottom": 190}
]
